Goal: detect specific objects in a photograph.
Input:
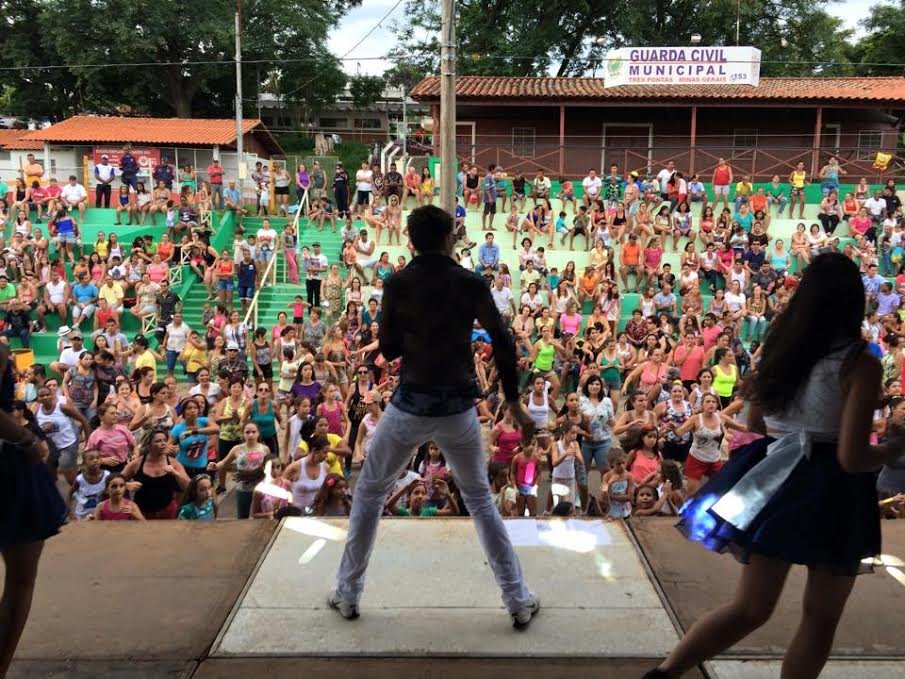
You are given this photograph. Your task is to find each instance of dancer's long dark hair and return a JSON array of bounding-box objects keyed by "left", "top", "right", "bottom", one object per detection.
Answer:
[{"left": 745, "top": 252, "right": 865, "bottom": 414}]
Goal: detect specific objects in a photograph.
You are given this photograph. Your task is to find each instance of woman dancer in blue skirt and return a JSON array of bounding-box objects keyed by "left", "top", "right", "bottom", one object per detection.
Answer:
[
  {"left": 647, "top": 252, "right": 905, "bottom": 678},
  {"left": 0, "top": 344, "right": 66, "bottom": 676}
]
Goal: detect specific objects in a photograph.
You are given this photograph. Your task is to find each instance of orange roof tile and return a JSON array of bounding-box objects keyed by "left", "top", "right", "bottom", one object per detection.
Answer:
[
  {"left": 22, "top": 116, "right": 278, "bottom": 149},
  {"left": 0, "top": 129, "right": 43, "bottom": 150},
  {"left": 410, "top": 75, "right": 905, "bottom": 104}
]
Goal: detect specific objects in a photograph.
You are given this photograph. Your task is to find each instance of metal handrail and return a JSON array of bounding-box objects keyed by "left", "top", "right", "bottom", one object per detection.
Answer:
[{"left": 242, "top": 244, "right": 280, "bottom": 330}]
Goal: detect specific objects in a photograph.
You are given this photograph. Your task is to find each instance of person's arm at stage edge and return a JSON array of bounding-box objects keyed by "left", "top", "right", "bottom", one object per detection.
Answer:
[{"left": 475, "top": 278, "right": 535, "bottom": 441}]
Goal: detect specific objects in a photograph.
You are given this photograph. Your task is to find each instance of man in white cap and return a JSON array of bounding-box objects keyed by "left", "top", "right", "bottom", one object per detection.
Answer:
[
  {"left": 50, "top": 329, "right": 85, "bottom": 376},
  {"left": 221, "top": 342, "right": 249, "bottom": 381}
]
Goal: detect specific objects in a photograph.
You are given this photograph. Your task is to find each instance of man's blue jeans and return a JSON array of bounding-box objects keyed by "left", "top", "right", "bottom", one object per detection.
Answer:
[{"left": 335, "top": 403, "right": 532, "bottom": 612}]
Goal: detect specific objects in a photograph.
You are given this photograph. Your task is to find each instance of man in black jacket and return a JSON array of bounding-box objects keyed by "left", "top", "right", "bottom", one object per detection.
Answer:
[{"left": 330, "top": 205, "right": 539, "bottom": 628}]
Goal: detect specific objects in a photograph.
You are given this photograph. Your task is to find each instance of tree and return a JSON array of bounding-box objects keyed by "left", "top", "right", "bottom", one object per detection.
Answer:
[
  {"left": 348, "top": 74, "right": 386, "bottom": 137},
  {"left": 389, "top": 0, "right": 858, "bottom": 83},
  {"left": 850, "top": 1, "right": 905, "bottom": 75},
  {"left": 0, "top": 0, "right": 359, "bottom": 119},
  {"left": 273, "top": 61, "right": 348, "bottom": 130}
]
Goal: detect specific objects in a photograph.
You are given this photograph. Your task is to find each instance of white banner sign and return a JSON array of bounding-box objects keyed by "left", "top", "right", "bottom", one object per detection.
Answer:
[{"left": 604, "top": 46, "right": 761, "bottom": 87}]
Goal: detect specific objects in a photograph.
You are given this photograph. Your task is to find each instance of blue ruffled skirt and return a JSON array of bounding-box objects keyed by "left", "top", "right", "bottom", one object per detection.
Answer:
[
  {"left": 0, "top": 444, "right": 67, "bottom": 551},
  {"left": 677, "top": 437, "right": 880, "bottom": 576}
]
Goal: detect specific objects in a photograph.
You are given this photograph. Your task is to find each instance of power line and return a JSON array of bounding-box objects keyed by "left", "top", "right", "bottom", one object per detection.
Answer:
[
  {"left": 268, "top": 0, "right": 406, "bottom": 102},
  {"left": 5, "top": 54, "right": 905, "bottom": 72}
]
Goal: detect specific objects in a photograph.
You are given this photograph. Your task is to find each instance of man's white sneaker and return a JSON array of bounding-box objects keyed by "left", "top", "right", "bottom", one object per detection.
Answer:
[
  {"left": 327, "top": 590, "right": 359, "bottom": 620},
  {"left": 511, "top": 594, "right": 540, "bottom": 630}
]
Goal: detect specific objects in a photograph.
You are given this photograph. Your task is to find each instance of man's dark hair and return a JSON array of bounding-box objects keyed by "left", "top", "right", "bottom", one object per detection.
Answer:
[{"left": 407, "top": 205, "right": 453, "bottom": 254}]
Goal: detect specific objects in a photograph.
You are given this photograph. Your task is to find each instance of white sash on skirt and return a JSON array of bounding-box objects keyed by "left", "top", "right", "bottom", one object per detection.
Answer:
[{"left": 710, "top": 431, "right": 811, "bottom": 532}]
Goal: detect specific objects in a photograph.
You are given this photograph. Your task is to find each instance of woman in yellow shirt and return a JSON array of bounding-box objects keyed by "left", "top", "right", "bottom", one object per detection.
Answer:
[
  {"left": 93, "top": 231, "right": 109, "bottom": 260},
  {"left": 180, "top": 330, "right": 209, "bottom": 383},
  {"left": 788, "top": 161, "right": 809, "bottom": 219}
]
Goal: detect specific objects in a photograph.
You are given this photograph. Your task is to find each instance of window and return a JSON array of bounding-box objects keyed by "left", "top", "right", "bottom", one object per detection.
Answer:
[
  {"left": 857, "top": 130, "right": 883, "bottom": 161},
  {"left": 0, "top": 150, "right": 9, "bottom": 161},
  {"left": 732, "top": 128, "right": 757, "bottom": 158},
  {"left": 319, "top": 117, "right": 348, "bottom": 129},
  {"left": 512, "top": 127, "right": 536, "bottom": 157},
  {"left": 353, "top": 118, "right": 382, "bottom": 129}
]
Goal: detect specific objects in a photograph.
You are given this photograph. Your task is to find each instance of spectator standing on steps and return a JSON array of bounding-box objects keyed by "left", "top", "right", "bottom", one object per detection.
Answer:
[
  {"left": 305, "top": 242, "right": 328, "bottom": 309},
  {"left": 482, "top": 164, "right": 498, "bottom": 231},
  {"left": 153, "top": 156, "right": 175, "bottom": 191},
  {"left": 207, "top": 159, "right": 225, "bottom": 208},
  {"left": 118, "top": 146, "right": 139, "bottom": 192},
  {"left": 94, "top": 155, "right": 116, "bottom": 208}
]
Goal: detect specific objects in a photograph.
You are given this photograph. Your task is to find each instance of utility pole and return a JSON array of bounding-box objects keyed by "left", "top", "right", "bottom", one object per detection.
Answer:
[
  {"left": 235, "top": 0, "right": 245, "bottom": 179},
  {"left": 439, "top": 0, "right": 457, "bottom": 215}
]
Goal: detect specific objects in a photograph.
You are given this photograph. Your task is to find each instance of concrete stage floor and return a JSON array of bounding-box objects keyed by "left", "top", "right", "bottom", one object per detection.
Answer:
[{"left": 5, "top": 518, "right": 904, "bottom": 678}]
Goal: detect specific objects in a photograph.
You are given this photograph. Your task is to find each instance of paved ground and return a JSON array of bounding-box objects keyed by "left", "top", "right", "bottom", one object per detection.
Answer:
[
  {"left": 5, "top": 521, "right": 274, "bottom": 670},
  {"left": 5, "top": 517, "right": 905, "bottom": 678},
  {"left": 632, "top": 519, "right": 905, "bottom": 657}
]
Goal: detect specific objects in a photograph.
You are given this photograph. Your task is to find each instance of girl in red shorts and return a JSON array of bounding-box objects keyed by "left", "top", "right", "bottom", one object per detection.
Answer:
[{"left": 674, "top": 393, "right": 747, "bottom": 495}]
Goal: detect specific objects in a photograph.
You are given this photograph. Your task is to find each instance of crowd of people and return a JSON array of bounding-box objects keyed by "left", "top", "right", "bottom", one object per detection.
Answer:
[{"left": 4, "top": 150, "right": 905, "bottom": 525}]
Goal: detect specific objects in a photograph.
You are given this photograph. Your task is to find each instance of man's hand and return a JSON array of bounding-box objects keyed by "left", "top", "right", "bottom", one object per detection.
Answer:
[{"left": 507, "top": 400, "right": 535, "bottom": 445}]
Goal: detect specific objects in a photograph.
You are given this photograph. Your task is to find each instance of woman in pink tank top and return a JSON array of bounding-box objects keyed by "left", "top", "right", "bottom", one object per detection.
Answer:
[{"left": 490, "top": 409, "right": 522, "bottom": 464}]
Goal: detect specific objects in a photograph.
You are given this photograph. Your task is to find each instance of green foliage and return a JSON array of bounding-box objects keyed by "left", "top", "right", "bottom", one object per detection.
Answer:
[
  {"left": 275, "top": 132, "right": 316, "bottom": 154},
  {"left": 273, "top": 63, "right": 348, "bottom": 129},
  {"left": 0, "top": 0, "right": 358, "bottom": 118},
  {"left": 389, "top": 0, "right": 889, "bottom": 83},
  {"left": 334, "top": 142, "right": 369, "bottom": 170},
  {"left": 348, "top": 75, "right": 385, "bottom": 110},
  {"left": 850, "top": 0, "right": 905, "bottom": 75}
]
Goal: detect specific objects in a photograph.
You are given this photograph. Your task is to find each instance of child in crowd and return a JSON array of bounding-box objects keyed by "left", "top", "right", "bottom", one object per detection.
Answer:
[
  {"left": 289, "top": 295, "right": 308, "bottom": 336},
  {"left": 311, "top": 473, "right": 353, "bottom": 517},
  {"left": 624, "top": 426, "right": 663, "bottom": 484},
  {"left": 559, "top": 178, "right": 575, "bottom": 212},
  {"left": 257, "top": 182, "right": 270, "bottom": 216},
  {"left": 633, "top": 482, "right": 673, "bottom": 517},
  {"left": 555, "top": 211, "right": 570, "bottom": 245},
  {"left": 251, "top": 457, "right": 293, "bottom": 518},
  {"left": 511, "top": 437, "right": 541, "bottom": 517},
  {"left": 601, "top": 448, "right": 633, "bottom": 519},
  {"left": 550, "top": 422, "right": 583, "bottom": 512},
  {"left": 418, "top": 442, "right": 449, "bottom": 508},
  {"left": 69, "top": 449, "right": 109, "bottom": 521},
  {"left": 504, "top": 203, "right": 521, "bottom": 248},
  {"left": 489, "top": 461, "right": 518, "bottom": 517},
  {"left": 165, "top": 201, "right": 177, "bottom": 231},
  {"left": 386, "top": 478, "right": 459, "bottom": 517},
  {"left": 656, "top": 459, "right": 685, "bottom": 512},
  {"left": 551, "top": 500, "right": 576, "bottom": 516},
  {"left": 642, "top": 176, "right": 660, "bottom": 204},
  {"left": 178, "top": 474, "right": 217, "bottom": 520},
  {"left": 93, "top": 473, "right": 144, "bottom": 521}
]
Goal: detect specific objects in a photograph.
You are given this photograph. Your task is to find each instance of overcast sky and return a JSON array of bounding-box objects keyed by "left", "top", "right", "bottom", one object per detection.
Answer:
[{"left": 328, "top": 0, "right": 878, "bottom": 76}]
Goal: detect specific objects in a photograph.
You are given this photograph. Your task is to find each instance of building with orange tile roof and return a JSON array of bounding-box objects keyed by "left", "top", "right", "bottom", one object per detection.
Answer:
[
  {"left": 411, "top": 76, "right": 905, "bottom": 181},
  {"left": 4, "top": 116, "right": 283, "bottom": 194}
]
